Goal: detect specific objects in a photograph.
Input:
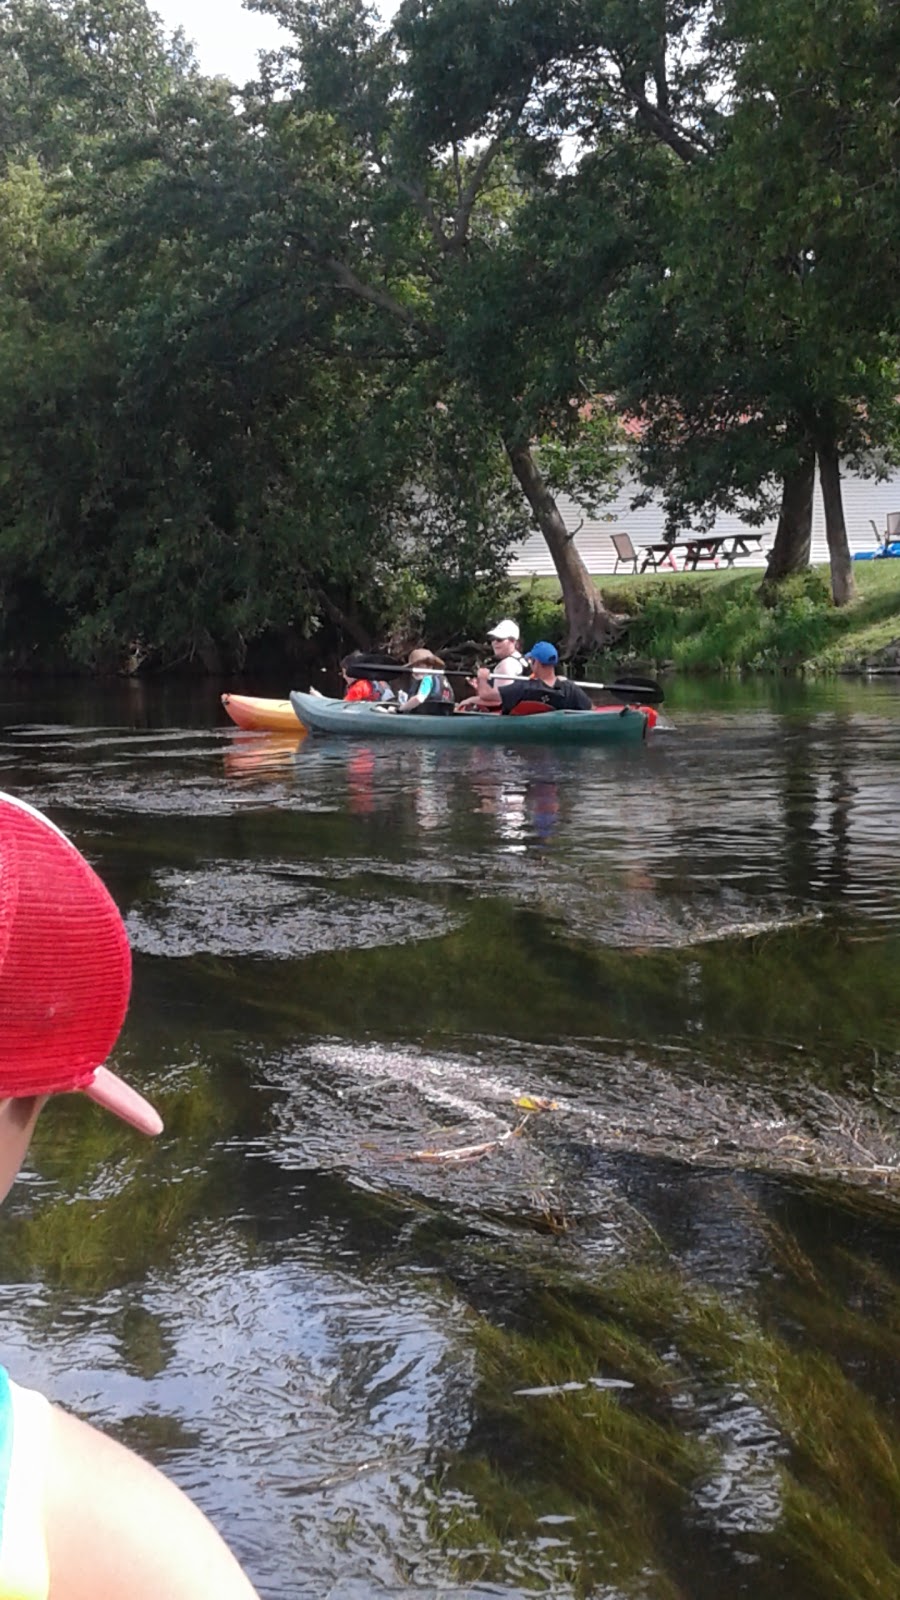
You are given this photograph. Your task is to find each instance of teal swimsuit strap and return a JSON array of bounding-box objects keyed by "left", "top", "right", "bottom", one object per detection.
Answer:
[{"left": 0, "top": 1368, "right": 12, "bottom": 1538}]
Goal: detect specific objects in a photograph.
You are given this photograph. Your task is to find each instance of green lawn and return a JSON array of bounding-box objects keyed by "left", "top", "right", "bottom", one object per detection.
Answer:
[{"left": 517, "top": 560, "right": 900, "bottom": 672}]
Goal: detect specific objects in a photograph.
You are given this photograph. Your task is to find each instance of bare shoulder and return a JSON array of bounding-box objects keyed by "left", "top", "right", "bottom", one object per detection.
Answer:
[{"left": 45, "top": 1405, "right": 261, "bottom": 1600}]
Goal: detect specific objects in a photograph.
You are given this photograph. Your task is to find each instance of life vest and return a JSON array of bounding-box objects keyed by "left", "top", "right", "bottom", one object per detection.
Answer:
[
  {"left": 423, "top": 672, "right": 455, "bottom": 704},
  {"left": 490, "top": 651, "right": 527, "bottom": 687},
  {"left": 345, "top": 677, "right": 393, "bottom": 704}
]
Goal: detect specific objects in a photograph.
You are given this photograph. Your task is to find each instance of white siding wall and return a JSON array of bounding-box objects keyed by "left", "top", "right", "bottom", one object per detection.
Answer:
[{"left": 507, "top": 468, "right": 900, "bottom": 576}]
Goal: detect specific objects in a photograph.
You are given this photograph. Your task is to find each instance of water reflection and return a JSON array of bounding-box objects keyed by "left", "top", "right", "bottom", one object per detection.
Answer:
[
  {"left": 279, "top": 711, "right": 900, "bottom": 934},
  {"left": 218, "top": 730, "right": 569, "bottom": 850},
  {"left": 7, "top": 699, "right": 900, "bottom": 938},
  {"left": 463, "top": 746, "right": 563, "bottom": 851},
  {"left": 222, "top": 732, "right": 304, "bottom": 780}
]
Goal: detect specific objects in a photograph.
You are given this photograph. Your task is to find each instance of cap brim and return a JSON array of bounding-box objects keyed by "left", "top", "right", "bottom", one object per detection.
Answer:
[{"left": 83, "top": 1065, "right": 163, "bottom": 1136}]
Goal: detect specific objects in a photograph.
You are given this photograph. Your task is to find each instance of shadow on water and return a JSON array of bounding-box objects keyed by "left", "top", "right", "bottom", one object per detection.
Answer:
[{"left": 0, "top": 676, "right": 899, "bottom": 1597}]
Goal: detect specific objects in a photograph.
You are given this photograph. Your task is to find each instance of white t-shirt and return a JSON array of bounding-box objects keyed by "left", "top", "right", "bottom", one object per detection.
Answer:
[{"left": 491, "top": 654, "right": 526, "bottom": 686}]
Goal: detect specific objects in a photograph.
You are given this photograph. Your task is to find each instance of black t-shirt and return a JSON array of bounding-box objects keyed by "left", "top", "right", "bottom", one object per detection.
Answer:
[{"left": 498, "top": 677, "right": 593, "bottom": 713}]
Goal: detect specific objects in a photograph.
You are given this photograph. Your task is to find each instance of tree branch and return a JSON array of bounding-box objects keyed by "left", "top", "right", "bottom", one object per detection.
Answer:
[
  {"left": 452, "top": 140, "right": 462, "bottom": 207},
  {"left": 325, "top": 256, "right": 444, "bottom": 343},
  {"left": 451, "top": 92, "right": 529, "bottom": 248},
  {"left": 325, "top": 256, "right": 417, "bottom": 325},
  {"left": 452, "top": 131, "right": 505, "bottom": 247},
  {"left": 398, "top": 177, "right": 452, "bottom": 253},
  {"left": 629, "top": 90, "right": 712, "bottom": 163}
]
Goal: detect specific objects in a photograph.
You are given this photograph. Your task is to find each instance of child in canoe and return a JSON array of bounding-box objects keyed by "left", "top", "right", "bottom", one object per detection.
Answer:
[
  {"left": 341, "top": 651, "right": 395, "bottom": 703},
  {"left": 397, "top": 649, "right": 456, "bottom": 714}
]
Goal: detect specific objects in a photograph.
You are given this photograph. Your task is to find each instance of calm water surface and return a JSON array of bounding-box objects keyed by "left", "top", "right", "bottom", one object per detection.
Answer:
[{"left": 1, "top": 676, "right": 899, "bottom": 1599}]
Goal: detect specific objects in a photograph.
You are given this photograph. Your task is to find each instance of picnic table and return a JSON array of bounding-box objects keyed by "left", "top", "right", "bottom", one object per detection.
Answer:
[{"left": 639, "top": 532, "right": 765, "bottom": 573}]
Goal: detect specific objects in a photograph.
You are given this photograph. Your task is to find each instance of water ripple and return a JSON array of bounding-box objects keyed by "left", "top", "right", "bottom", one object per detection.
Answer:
[{"left": 127, "top": 865, "right": 460, "bottom": 958}]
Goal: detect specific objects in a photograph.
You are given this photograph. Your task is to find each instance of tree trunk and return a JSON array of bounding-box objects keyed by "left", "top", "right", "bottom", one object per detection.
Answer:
[
  {"left": 760, "top": 451, "right": 815, "bottom": 594},
  {"left": 314, "top": 585, "right": 372, "bottom": 651},
  {"left": 505, "top": 441, "right": 620, "bottom": 653},
  {"left": 817, "top": 441, "right": 856, "bottom": 606}
]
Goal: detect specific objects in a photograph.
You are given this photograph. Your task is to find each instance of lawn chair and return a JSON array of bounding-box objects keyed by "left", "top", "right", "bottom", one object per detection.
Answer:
[
  {"left": 860, "top": 512, "right": 900, "bottom": 560},
  {"left": 869, "top": 512, "right": 900, "bottom": 549},
  {"left": 864, "top": 515, "right": 896, "bottom": 560},
  {"left": 611, "top": 532, "right": 640, "bottom": 574}
]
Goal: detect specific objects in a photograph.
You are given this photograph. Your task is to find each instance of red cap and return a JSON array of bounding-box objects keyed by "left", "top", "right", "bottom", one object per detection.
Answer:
[{"left": 0, "top": 793, "right": 162, "bottom": 1135}]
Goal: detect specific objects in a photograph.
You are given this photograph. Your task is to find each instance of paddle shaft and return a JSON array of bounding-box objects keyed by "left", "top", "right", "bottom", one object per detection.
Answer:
[{"left": 341, "top": 661, "right": 663, "bottom": 704}]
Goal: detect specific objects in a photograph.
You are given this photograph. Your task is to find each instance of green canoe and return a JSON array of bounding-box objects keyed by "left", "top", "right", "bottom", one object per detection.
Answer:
[{"left": 289, "top": 691, "right": 651, "bottom": 744}]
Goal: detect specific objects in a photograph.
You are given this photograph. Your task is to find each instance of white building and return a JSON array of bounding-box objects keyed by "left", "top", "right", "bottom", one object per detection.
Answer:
[{"left": 508, "top": 468, "right": 900, "bottom": 576}]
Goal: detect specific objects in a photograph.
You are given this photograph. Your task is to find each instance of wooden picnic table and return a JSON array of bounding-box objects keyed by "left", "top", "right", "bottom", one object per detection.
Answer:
[{"left": 639, "top": 532, "right": 765, "bottom": 573}]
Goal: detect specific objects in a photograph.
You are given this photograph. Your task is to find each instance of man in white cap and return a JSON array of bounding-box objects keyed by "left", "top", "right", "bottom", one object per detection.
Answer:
[{"left": 485, "top": 619, "right": 526, "bottom": 688}]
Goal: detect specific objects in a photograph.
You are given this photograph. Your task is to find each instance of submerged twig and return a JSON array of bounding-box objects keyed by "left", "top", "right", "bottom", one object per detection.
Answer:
[
  {"left": 406, "top": 1114, "right": 532, "bottom": 1164},
  {"left": 401, "top": 1096, "right": 559, "bottom": 1166}
]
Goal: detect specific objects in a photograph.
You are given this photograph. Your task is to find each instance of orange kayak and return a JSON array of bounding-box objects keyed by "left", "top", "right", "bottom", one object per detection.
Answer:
[{"left": 221, "top": 693, "right": 305, "bottom": 734}]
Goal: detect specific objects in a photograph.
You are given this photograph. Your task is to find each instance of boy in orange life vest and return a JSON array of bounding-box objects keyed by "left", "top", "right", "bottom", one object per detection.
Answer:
[
  {"left": 340, "top": 651, "right": 394, "bottom": 703},
  {"left": 0, "top": 792, "right": 261, "bottom": 1600}
]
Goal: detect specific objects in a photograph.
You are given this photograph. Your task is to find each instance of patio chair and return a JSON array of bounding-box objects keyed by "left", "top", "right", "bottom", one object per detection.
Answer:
[
  {"left": 860, "top": 513, "right": 900, "bottom": 560},
  {"left": 611, "top": 532, "right": 640, "bottom": 574}
]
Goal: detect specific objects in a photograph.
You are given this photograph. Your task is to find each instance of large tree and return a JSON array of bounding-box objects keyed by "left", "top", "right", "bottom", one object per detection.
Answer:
[
  {"left": 392, "top": 0, "right": 900, "bottom": 605},
  {"left": 615, "top": 0, "right": 900, "bottom": 605},
  {"left": 248, "top": 0, "right": 632, "bottom": 651},
  {"left": 0, "top": 0, "right": 526, "bottom": 668}
]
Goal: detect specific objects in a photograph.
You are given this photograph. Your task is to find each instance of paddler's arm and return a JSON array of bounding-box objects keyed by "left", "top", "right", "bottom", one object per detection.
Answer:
[
  {"left": 43, "top": 1402, "right": 262, "bottom": 1599},
  {"left": 455, "top": 670, "right": 504, "bottom": 713},
  {"left": 474, "top": 667, "right": 502, "bottom": 708},
  {"left": 397, "top": 673, "right": 431, "bottom": 713}
]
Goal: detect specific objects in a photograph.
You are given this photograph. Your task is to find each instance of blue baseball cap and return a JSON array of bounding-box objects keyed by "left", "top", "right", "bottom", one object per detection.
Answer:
[{"left": 526, "top": 641, "right": 559, "bottom": 666}]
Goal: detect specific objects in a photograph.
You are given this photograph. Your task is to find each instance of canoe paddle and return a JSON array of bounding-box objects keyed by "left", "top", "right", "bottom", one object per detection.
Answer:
[
  {"left": 340, "top": 660, "right": 664, "bottom": 704},
  {"left": 575, "top": 676, "right": 665, "bottom": 704}
]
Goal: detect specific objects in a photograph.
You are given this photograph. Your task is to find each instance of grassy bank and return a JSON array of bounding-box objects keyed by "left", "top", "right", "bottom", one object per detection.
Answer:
[{"left": 517, "top": 560, "right": 900, "bottom": 673}]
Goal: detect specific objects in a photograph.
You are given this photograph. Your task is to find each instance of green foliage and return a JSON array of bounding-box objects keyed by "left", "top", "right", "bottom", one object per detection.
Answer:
[
  {"left": 617, "top": 565, "right": 892, "bottom": 672},
  {"left": 0, "top": 0, "right": 898, "bottom": 670},
  {"left": 251, "top": 0, "right": 626, "bottom": 650},
  {"left": 514, "top": 575, "right": 566, "bottom": 650},
  {"left": 535, "top": 409, "right": 624, "bottom": 517},
  {"left": 0, "top": 0, "right": 538, "bottom": 670},
  {"left": 609, "top": 0, "right": 900, "bottom": 570}
]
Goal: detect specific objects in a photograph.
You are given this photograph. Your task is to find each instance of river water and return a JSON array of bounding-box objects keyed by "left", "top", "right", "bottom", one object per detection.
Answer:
[{"left": 1, "top": 676, "right": 899, "bottom": 1599}]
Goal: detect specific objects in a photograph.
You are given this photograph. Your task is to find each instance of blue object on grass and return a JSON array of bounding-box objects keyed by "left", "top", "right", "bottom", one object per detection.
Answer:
[{"left": 854, "top": 541, "right": 900, "bottom": 561}]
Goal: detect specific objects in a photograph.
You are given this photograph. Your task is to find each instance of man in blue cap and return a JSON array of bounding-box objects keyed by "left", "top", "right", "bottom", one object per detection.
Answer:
[{"left": 460, "top": 642, "right": 593, "bottom": 713}]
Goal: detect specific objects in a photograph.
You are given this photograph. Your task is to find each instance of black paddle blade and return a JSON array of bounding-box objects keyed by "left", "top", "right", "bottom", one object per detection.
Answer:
[
  {"left": 339, "top": 659, "right": 408, "bottom": 680},
  {"left": 609, "top": 676, "right": 664, "bottom": 704},
  {"left": 580, "top": 676, "right": 664, "bottom": 703}
]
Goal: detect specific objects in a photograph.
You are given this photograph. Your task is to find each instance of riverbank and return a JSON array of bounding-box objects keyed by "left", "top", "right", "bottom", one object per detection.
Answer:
[{"left": 520, "top": 560, "right": 900, "bottom": 674}]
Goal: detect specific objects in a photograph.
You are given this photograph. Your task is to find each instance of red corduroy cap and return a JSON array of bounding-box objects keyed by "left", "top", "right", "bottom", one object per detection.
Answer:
[{"left": 0, "top": 793, "right": 163, "bottom": 1135}]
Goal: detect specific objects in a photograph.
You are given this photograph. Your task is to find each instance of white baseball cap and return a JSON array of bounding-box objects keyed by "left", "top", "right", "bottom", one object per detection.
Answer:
[{"left": 487, "top": 619, "right": 520, "bottom": 640}]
